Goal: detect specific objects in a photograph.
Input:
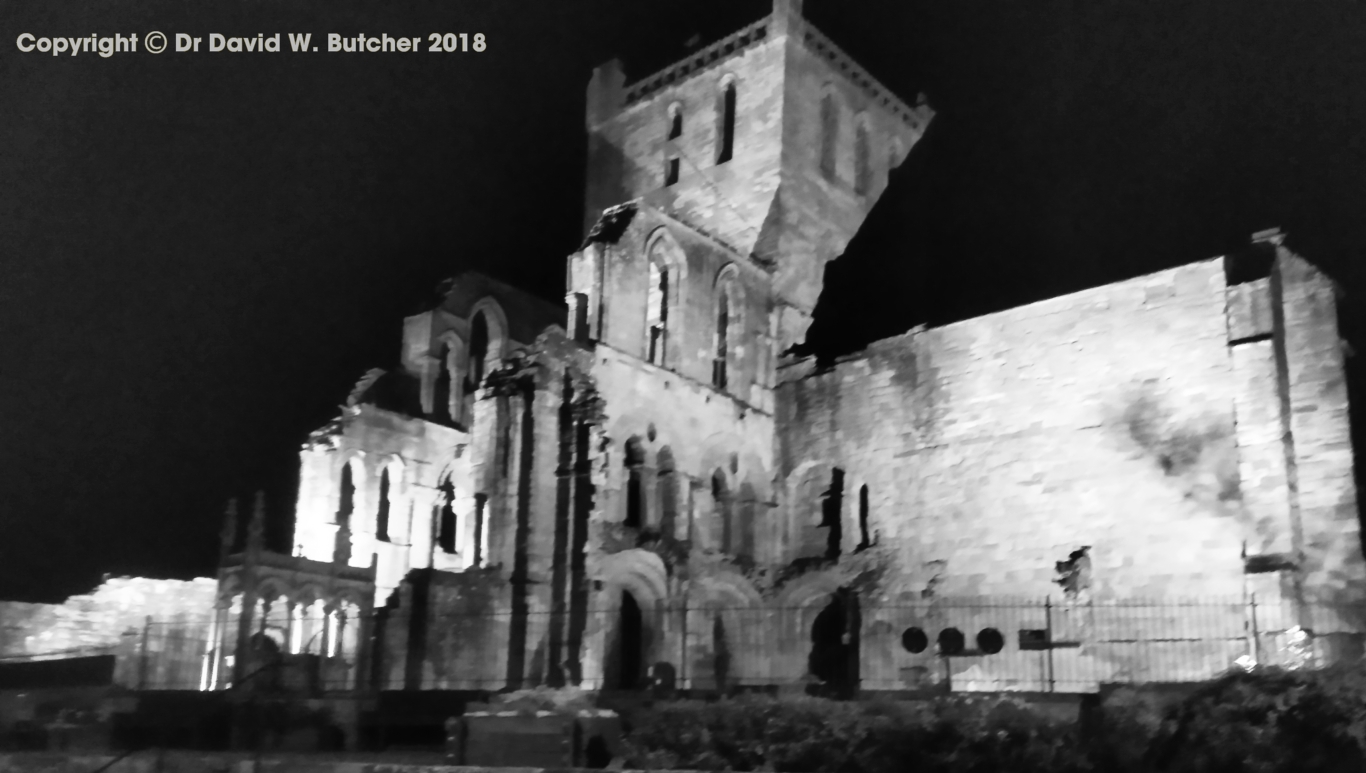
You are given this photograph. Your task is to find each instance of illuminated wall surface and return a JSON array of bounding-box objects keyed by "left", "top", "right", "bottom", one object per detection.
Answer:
[{"left": 5, "top": 1, "right": 1363, "bottom": 694}]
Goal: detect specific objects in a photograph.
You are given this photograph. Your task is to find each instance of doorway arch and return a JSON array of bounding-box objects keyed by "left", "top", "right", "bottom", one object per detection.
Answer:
[
  {"left": 606, "top": 590, "right": 645, "bottom": 690},
  {"left": 808, "top": 590, "right": 860, "bottom": 699}
]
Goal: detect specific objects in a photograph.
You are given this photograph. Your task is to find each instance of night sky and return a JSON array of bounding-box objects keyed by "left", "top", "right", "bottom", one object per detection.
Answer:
[{"left": 4, "top": 0, "right": 1366, "bottom": 603}]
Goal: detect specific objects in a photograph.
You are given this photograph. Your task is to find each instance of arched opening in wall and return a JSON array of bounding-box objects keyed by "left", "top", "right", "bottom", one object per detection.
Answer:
[
  {"left": 463, "top": 312, "right": 490, "bottom": 425},
  {"left": 737, "top": 482, "right": 757, "bottom": 561},
  {"left": 376, "top": 469, "right": 392, "bottom": 542},
  {"left": 821, "top": 468, "right": 845, "bottom": 560},
  {"left": 808, "top": 590, "right": 859, "bottom": 700},
  {"left": 657, "top": 447, "right": 678, "bottom": 537},
  {"left": 853, "top": 119, "right": 871, "bottom": 195},
  {"left": 437, "top": 479, "right": 457, "bottom": 554},
  {"left": 338, "top": 463, "right": 355, "bottom": 530},
  {"left": 717, "top": 79, "right": 736, "bottom": 164},
  {"left": 712, "top": 278, "right": 736, "bottom": 391},
  {"left": 856, "top": 484, "right": 870, "bottom": 551},
  {"left": 712, "top": 470, "right": 732, "bottom": 553},
  {"left": 433, "top": 343, "right": 453, "bottom": 421},
  {"left": 668, "top": 103, "right": 683, "bottom": 140},
  {"left": 712, "top": 613, "right": 731, "bottom": 694},
  {"left": 646, "top": 260, "right": 669, "bottom": 365},
  {"left": 819, "top": 92, "right": 839, "bottom": 181},
  {"left": 625, "top": 437, "right": 645, "bottom": 528},
  {"left": 608, "top": 590, "right": 645, "bottom": 690},
  {"left": 571, "top": 292, "right": 590, "bottom": 343}
]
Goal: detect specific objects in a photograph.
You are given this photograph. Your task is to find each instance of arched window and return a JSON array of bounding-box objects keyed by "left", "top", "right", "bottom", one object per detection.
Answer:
[
  {"left": 338, "top": 462, "right": 355, "bottom": 529},
  {"left": 717, "top": 79, "right": 736, "bottom": 164},
  {"left": 713, "top": 270, "right": 740, "bottom": 391},
  {"left": 821, "top": 468, "right": 845, "bottom": 559},
  {"left": 657, "top": 447, "right": 678, "bottom": 537},
  {"left": 853, "top": 118, "right": 871, "bottom": 195},
  {"left": 433, "top": 343, "right": 453, "bottom": 421},
  {"left": 462, "top": 312, "right": 490, "bottom": 424},
  {"left": 667, "top": 103, "right": 683, "bottom": 140},
  {"left": 376, "top": 468, "right": 392, "bottom": 542},
  {"left": 646, "top": 261, "right": 669, "bottom": 365},
  {"left": 624, "top": 437, "right": 645, "bottom": 529},
  {"left": 819, "top": 92, "right": 839, "bottom": 180},
  {"left": 857, "top": 484, "right": 870, "bottom": 550},
  {"left": 468, "top": 312, "right": 489, "bottom": 391},
  {"left": 712, "top": 470, "right": 733, "bottom": 553},
  {"left": 437, "top": 479, "right": 457, "bottom": 554},
  {"left": 736, "top": 481, "right": 757, "bottom": 561}
]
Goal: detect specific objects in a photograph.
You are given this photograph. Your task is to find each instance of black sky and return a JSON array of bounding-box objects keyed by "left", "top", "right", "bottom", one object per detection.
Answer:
[{"left": 4, "top": 1, "right": 1366, "bottom": 603}]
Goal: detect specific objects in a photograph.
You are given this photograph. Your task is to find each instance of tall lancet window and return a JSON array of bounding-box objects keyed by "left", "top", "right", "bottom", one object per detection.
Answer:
[
  {"left": 647, "top": 261, "right": 669, "bottom": 365},
  {"left": 819, "top": 92, "right": 838, "bottom": 181},
  {"left": 376, "top": 468, "right": 391, "bottom": 542},
  {"left": 668, "top": 103, "right": 683, "bottom": 140},
  {"left": 854, "top": 119, "right": 871, "bottom": 195},
  {"left": 712, "top": 270, "right": 740, "bottom": 392},
  {"left": 433, "top": 344, "right": 453, "bottom": 421},
  {"left": 437, "top": 479, "right": 457, "bottom": 554},
  {"left": 468, "top": 312, "right": 489, "bottom": 390},
  {"left": 338, "top": 462, "right": 355, "bottom": 529},
  {"left": 624, "top": 437, "right": 645, "bottom": 529},
  {"left": 713, "top": 288, "right": 730, "bottom": 390},
  {"left": 462, "top": 312, "right": 490, "bottom": 424},
  {"left": 717, "top": 79, "right": 736, "bottom": 164}
]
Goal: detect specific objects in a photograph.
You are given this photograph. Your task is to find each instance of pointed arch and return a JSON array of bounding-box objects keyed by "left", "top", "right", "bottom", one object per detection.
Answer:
[
  {"left": 819, "top": 88, "right": 840, "bottom": 181},
  {"left": 337, "top": 457, "right": 359, "bottom": 530},
  {"left": 436, "top": 475, "right": 458, "bottom": 555},
  {"left": 711, "top": 469, "right": 733, "bottom": 554},
  {"left": 857, "top": 483, "right": 871, "bottom": 550},
  {"left": 376, "top": 468, "right": 392, "bottom": 542},
  {"left": 712, "top": 264, "right": 742, "bottom": 392},
  {"left": 656, "top": 446, "right": 679, "bottom": 538},
  {"left": 716, "top": 74, "right": 737, "bottom": 164},
  {"left": 853, "top": 114, "right": 872, "bottom": 195},
  {"left": 624, "top": 436, "right": 646, "bottom": 529},
  {"left": 645, "top": 228, "right": 684, "bottom": 368},
  {"left": 667, "top": 101, "right": 683, "bottom": 140},
  {"left": 433, "top": 341, "right": 455, "bottom": 421}
]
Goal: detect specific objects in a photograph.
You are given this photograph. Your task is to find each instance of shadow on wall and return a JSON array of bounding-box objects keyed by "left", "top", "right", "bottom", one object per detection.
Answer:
[{"left": 1118, "top": 382, "right": 1241, "bottom": 507}]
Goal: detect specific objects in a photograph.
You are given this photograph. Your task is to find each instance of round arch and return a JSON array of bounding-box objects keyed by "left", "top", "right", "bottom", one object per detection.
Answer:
[{"left": 467, "top": 296, "right": 511, "bottom": 369}]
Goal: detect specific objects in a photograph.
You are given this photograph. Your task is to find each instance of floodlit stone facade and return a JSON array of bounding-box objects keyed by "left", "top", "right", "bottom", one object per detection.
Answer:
[
  {"left": 250, "top": 0, "right": 1364, "bottom": 695},
  {"left": 7, "top": 0, "right": 1361, "bottom": 698}
]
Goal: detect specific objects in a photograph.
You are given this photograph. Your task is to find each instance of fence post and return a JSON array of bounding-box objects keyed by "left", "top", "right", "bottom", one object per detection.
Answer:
[
  {"left": 139, "top": 616, "right": 152, "bottom": 690},
  {"left": 1248, "top": 592, "right": 1261, "bottom": 664},
  {"left": 1044, "top": 597, "right": 1055, "bottom": 693}
]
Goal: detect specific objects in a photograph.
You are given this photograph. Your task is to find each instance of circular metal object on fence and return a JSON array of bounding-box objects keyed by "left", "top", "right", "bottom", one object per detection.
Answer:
[
  {"left": 937, "top": 627, "right": 966, "bottom": 655},
  {"left": 901, "top": 626, "right": 928, "bottom": 653},
  {"left": 976, "top": 627, "right": 1005, "bottom": 654}
]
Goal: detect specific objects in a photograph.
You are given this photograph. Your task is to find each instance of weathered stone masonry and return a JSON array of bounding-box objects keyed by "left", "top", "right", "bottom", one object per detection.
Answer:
[{"left": 7, "top": 0, "right": 1362, "bottom": 699}]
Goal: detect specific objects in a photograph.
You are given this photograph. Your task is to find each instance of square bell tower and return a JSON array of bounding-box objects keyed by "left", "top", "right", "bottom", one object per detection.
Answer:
[{"left": 582, "top": 0, "right": 933, "bottom": 349}]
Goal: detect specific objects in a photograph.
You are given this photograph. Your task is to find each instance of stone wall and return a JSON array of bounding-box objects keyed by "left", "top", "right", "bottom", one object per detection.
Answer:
[
  {"left": 774, "top": 251, "right": 1364, "bottom": 618},
  {"left": 0, "top": 577, "right": 216, "bottom": 689}
]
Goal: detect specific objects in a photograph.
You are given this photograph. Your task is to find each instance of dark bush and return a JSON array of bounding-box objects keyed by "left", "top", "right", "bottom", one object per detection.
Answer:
[
  {"left": 1148, "top": 666, "right": 1366, "bottom": 773},
  {"left": 620, "top": 693, "right": 1089, "bottom": 773},
  {"left": 621, "top": 664, "right": 1366, "bottom": 772}
]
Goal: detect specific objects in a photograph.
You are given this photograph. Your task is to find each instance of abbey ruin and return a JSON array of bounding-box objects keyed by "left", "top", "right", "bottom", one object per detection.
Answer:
[{"left": 4, "top": 0, "right": 1363, "bottom": 705}]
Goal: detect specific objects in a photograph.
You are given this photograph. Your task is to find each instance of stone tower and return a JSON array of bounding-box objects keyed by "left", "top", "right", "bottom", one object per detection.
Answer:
[{"left": 582, "top": 0, "right": 933, "bottom": 351}]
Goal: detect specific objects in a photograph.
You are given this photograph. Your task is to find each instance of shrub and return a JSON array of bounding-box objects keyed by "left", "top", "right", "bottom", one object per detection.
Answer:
[
  {"left": 620, "top": 693, "right": 1089, "bottom": 773},
  {"left": 621, "top": 666, "right": 1366, "bottom": 772},
  {"left": 1149, "top": 666, "right": 1366, "bottom": 773}
]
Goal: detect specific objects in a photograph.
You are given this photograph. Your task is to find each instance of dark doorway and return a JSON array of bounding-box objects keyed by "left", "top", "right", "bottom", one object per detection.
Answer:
[
  {"left": 807, "top": 590, "right": 860, "bottom": 699},
  {"left": 616, "top": 591, "right": 643, "bottom": 690}
]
